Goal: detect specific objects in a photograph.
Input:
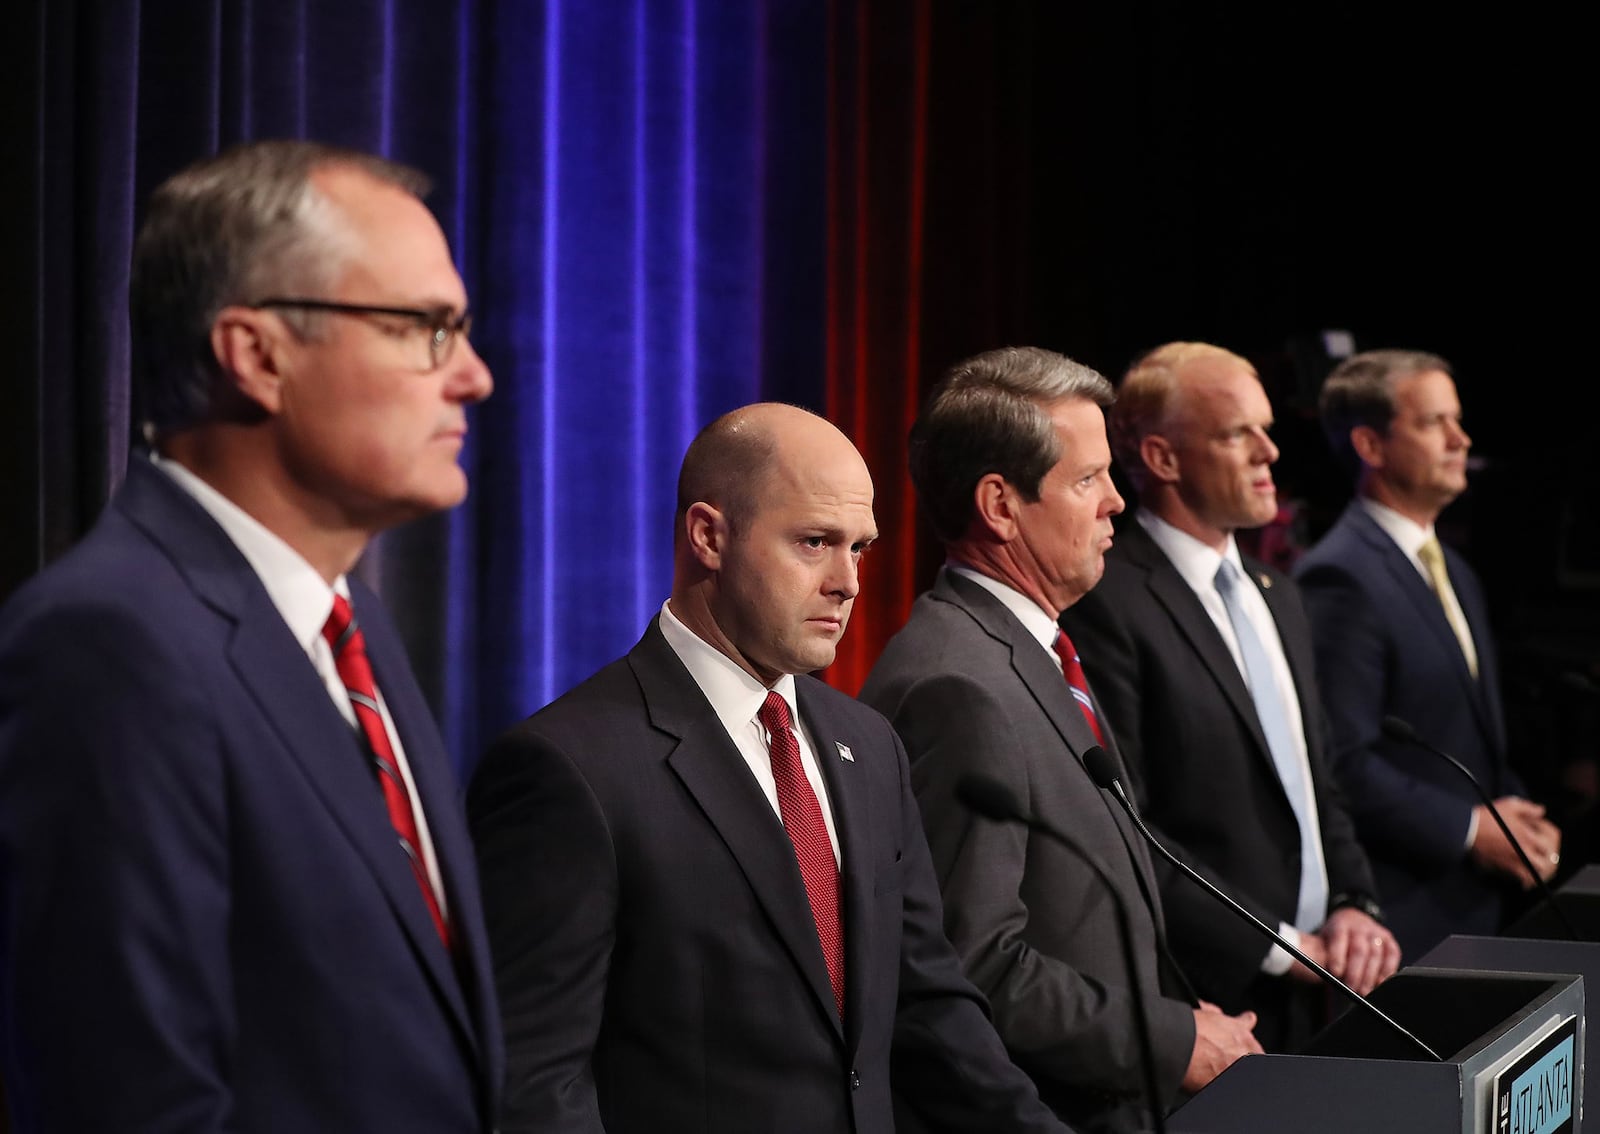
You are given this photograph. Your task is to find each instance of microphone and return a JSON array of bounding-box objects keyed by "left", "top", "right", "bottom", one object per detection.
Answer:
[
  {"left": 1080, "top": 745, "right": 1441, "bottom": 1062},
  {"left": 1380, "top": 715, "right": 1578, "bottom": 941},
  {"left": 957, "top": 773, "right": 1169, "bottom": 1133}
]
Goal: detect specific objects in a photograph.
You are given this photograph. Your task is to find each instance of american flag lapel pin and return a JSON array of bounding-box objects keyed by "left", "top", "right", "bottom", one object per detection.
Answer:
[{"left": 835, "top": 741, "right": 854, "bottom": 763}]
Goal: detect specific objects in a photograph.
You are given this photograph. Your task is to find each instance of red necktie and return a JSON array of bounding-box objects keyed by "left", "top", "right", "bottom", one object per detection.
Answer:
[
  {"left": 323, "top": 595, "right": 451, "bottom": 949},
  {"left": 1054, "top": 629, "right": 1105, "bottom": 746},
  {"left": 758, "top": 691, "right": 845, "bottom": 1017}
]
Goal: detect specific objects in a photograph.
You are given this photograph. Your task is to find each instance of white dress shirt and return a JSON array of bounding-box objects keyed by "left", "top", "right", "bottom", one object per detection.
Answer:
[
  {"left": 658, "top": 600, "right": 841, "bottom": 866},
  {"left": 152, "top": 453, "right": 449, "bottom": 916},
  {"left": 947, "top": 563, "right": 1063, "bottom": 671},
  {"left": 1138, "top": 510, "right": 1328, "bottom": 969}
]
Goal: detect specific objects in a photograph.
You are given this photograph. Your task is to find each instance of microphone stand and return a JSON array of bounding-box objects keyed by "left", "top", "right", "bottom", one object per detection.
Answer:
[{"left": 1080, "top": 748, "right": 1441, "bottom": 1063}]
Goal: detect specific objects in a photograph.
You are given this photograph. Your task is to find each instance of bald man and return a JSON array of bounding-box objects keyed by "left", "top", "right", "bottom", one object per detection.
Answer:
[{"left": 469, "top": 405, "right": 1069, "bottom": 1134}]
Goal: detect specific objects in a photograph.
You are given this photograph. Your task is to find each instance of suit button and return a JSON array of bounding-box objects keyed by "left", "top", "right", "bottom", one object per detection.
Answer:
[{"left": 850, "top": 1070, "right": 861, "bottom": 1090}]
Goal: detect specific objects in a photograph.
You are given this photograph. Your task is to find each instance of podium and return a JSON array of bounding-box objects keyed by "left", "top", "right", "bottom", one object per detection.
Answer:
[
  {"left": 1426, "top": 934, "right": 1600, "bottom": 1131},
  {"left": 1169, "top": 967, "right": 1583, "bottom": 1133}
]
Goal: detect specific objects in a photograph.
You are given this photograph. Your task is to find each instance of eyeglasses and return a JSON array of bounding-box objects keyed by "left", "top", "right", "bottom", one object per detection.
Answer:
[{"left": 251, "top": 297, "right": 474, "bottom": 372}]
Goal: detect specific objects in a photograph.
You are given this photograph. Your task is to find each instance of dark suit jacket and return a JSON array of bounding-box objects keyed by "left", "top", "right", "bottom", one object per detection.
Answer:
[
  {"left": 1060, "top": 519, "right": 1375, "bottom": 1020},
  {"left": 467, "top": 620, "right": 1068, "bottom": 1134},
  {"left": 1295, "top": 502, "right": 1515, "bottom": 956},
  {"left": 0, "top": 458, "right": 502, "bottom": 1132},
  {"left": 860, "top": 570, "right": 1196, "bottom": 1132}
]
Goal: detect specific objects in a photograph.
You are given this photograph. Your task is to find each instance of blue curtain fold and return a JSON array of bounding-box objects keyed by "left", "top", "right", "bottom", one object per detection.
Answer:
[{"left": 7, "top": 0, "right": 829, "bottom": 774}]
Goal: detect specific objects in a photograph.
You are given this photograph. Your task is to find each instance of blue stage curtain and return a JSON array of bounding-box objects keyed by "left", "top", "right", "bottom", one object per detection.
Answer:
[{"left": 5, "top": 0, "right": 829, "bottom": 774}]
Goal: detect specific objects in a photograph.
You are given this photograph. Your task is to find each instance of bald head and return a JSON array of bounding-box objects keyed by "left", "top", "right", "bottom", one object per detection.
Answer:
[
  {"left": 676, "top": 403, "right": 865, "bottom": 537},
  {"left": 671, "top": 403, "right": 876, "bottom": 686}
]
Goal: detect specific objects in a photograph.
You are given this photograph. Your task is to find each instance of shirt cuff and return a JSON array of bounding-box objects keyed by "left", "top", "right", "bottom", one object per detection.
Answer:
[
  {"left": 1464, "top": 806, "right": 1480, "bottom": 853},
  {"left": 1262, "top": 923, "right": 1299, "bottom": 975}
]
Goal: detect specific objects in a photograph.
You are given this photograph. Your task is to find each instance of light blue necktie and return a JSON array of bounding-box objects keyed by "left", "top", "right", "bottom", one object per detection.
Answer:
[{"left": 1214, "top": 560, "right": 1326, "bottom": 931}]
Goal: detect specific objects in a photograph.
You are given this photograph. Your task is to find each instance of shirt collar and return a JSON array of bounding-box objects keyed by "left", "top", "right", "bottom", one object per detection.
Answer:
[
  {"left": 945, "top": 563, "right": 1060, "bottom": 655},
  {"left": 1136, "top": 509, "right": 1246, "bottom": 595},
  {"left": 1359, "top": 497, "right": 1435, "bottom": 560},
  {"left": 151, "top": 453, "right": 347, "bottom": 652},
  {"left": 658, "top": 599, "right": 801, "bottom": 739}
]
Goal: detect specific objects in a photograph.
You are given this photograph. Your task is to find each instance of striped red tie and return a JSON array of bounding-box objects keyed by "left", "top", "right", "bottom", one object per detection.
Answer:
[
  {"left": 759, "top": 691, "right": 845, "bottom": 1018},
  {"left": 323, "top": 595, "right": 451, "bottom": 949},
  {"left": 1054, "top": 629, "right": 1106, "bottom": 746}
]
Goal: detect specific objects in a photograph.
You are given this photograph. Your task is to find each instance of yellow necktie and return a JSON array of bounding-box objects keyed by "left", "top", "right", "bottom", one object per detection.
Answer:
[{"left": 1417, "top": 537, "right": 1479, "bottom": 678}]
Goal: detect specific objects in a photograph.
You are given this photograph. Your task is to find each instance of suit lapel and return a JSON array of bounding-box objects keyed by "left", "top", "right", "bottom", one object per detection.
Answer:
[
  {"left": 1350, "top": 508, "right": 1496, "bottom": 737},
  {"left": 936, "top": 572, "right": 1169, "bottom": 934},
  {"left": 1248, "top": 560, "right": 1317, "bottom": 754},
  {"left": 798, "top": 682, "right": 870, "bottom": 1053},
  {"left": 358, "top": 587, "right": 493, "bottom": 1070},
  {"left": 1444, "top": 545, "right": 1506, "bottom": 749},
  {"left": 119, "top": 462, "right": 480, "bottom": 1061},
  {"left": 1121, "top": 523, "right": 1278, "bottom": 771},
  {"left": 226, "top": 588, "right": 478, "bottom": 1042},
  {"left": 631, "top": 627, "right": 844, "bottom": 1040}
]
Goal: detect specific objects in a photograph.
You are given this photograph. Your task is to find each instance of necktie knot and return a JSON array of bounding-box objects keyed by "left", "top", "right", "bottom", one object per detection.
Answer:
[
  {"left": 1213, "top": 559, "right": 1238, "bottom": 596},
  {"left": 759, "top": 690, "right": 793, "bottom": 736},
  {"left": 323, "top": 594, "right": 359, "bottom": 656}
]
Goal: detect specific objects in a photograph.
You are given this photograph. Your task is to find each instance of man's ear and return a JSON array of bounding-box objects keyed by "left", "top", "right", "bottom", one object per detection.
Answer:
[
  {"left": 971, "top": 473, "right": 1022, "bottom": 542},
  {"left": 683, "top": 501, "right": 729, "bottom": 570},
  {"left": 209, "top": 306, "right": 288, "bottom": 415},
  {"left": 1139, "top": 433, "right": 1180, "bottom": 486},
  {"left": 1349, "top": 424, "right": 1386, "bottom": 470}
]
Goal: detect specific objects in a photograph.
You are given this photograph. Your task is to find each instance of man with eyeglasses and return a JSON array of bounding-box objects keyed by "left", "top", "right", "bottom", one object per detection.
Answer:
[{"left": 0, "top": 140, "right": 500, "bottom": 1132}]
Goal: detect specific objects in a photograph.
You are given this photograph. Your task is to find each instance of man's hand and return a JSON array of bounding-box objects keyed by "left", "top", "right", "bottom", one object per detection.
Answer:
[
  {"left": 1470, "top": 798, "right": 1562, "bottom": 888},
  {"left": 1316, "top": 907, "right": 1401, "bottom": 995},
  {"left": 1286, "top": 928, "right": 1326, "bottom": 984},
  {"left": 1181, "top": 1000, "right": 1262, "bottom": 1092}
]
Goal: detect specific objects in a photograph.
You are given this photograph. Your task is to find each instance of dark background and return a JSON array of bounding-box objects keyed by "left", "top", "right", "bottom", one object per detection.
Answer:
[{"left": 4, "top": 0, "right": 1594, "bottom": 802}]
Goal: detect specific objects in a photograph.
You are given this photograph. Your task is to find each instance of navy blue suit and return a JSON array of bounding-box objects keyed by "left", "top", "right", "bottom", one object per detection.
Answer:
[
  {"left": 0, "top": 458, "right": 502, "bottom": 1132},
  {"left": 1295, "top": 503, "right": 1516, "bottom": 958}
]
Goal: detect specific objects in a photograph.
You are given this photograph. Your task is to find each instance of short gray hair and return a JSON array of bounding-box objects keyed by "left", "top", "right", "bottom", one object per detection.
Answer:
[
  {"left": 910, "top": 346, "right": 1112, "bottom": 543},
  {"left": 129, "top": 139, "right": 431, "bottom": 437},
  {"left": 1319, "top": 348, "right": 1453, "bottom": 472}
]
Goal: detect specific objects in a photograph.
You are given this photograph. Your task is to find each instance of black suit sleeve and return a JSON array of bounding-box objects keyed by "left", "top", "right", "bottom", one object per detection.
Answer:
[{"left": 468, "top": 730, "right": 613, "bottom": 1134}]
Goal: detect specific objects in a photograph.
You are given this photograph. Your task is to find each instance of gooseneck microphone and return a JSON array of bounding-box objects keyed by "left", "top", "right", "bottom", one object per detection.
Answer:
[
  {"left": 1380, "top": 715, "right": 1579, "bottom": 942},
  {"left": 957, "top": 774, "right": 1168, "bottom": 1134},
  {"left": 1079, "top": 745, "right": 1441, "bottom": 1062}
]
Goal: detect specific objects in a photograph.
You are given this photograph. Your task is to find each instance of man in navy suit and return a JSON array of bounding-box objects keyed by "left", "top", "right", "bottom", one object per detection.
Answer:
[
  {"left": 468, "top": 403, "right": 1070, "bottom": 1133},
  {"left": 0, "top": 140, "right": 502, "bottom": 1132},
  {"left": 1295, "top": 349, "right": 1560, "bottom": 958}
]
